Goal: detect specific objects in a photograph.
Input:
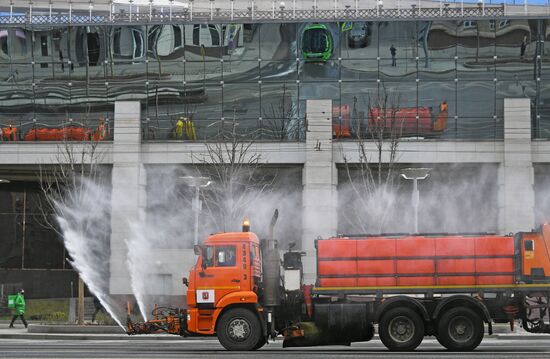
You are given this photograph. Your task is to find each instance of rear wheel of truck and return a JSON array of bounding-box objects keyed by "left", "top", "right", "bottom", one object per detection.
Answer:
[
  {"left": 379, "top": 307, "right": 425, "bottom": 351},
  {"left": 216, "top": 308, "right": 263, "bottom": 351},
  {"left": 252, "top": 336, "right": 266, "bottom": 350},
  {"left": 436, "top": 307, "right": 484, "bottom": 351}
]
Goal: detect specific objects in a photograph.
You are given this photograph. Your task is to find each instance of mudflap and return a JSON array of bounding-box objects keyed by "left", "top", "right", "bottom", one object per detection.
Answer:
[{"left": 179, "top": 309, "right": 188, "bottom": 336}]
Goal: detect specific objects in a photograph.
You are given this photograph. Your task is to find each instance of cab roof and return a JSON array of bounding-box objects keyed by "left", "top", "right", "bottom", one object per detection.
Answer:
[{"left": 205, "top": 231, "right": 260, "bottom": 244}]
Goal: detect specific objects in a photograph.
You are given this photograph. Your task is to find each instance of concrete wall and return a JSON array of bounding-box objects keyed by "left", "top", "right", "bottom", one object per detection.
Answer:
[
  {"left": 302, "top": 99, "right": 337, "bottom": 284},
  {"left": 498, "top": 98, "right": 535, "bottom": 234},
  {"left": 109, "top": 101, "right": 144, "bottom": 294},
  {"left": 107, "top": 102, "right": 198, "bottom": 297}
]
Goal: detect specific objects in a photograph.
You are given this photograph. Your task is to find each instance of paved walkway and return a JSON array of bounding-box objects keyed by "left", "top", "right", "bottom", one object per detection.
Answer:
[{"left": 0, "top": 323, "right": 185, "bottom": 340}]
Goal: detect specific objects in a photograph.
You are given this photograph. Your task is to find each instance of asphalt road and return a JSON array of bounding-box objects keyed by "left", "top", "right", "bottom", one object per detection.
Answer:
[{"left": 1, "top": 337, "right": 550, "bottom": 359}]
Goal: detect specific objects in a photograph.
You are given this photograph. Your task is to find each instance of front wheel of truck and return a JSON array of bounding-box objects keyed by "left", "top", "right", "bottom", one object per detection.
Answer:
[
  {"left": 252, "top": 336, "right": 266, "bottom": 350},
  {"left": 216, "top": 308, "right": 263, "bottom": 351},
  {"left": 379, "top": 307, "right": 425, "bottom": 351}
]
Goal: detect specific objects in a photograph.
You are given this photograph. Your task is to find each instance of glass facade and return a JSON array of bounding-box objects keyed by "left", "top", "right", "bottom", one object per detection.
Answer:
[
  {"left": 1, "top": 19, "right": 550, "bottom": 141},
  {"left": 0, "top": 182, "right": 66, "bottom": 270}
]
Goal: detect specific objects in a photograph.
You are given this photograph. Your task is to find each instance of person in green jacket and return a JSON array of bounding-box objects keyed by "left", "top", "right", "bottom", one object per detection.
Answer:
[{"left": 9, "top": 289, "right": 28, "bottom": 328}]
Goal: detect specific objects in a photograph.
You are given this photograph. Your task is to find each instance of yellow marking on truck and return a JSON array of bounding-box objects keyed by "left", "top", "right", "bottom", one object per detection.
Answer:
[
  {"left": 314, "top": 283, "right": 550, "bottom": 291},
  {"left": 196, "top": 286, "right": 240, "bottom": 290}
]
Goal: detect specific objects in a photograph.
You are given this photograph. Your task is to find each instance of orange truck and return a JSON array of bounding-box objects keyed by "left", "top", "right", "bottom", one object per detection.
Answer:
[
  {"left": 127, "top": 212, "right": 550, "bottom": 351},
  {"left": 23, "top": 120, "right": 108, "bottom": 141},
  {"left": 368, "top": 102, "right": 448, "bottom": 138},
  {"left": 333, "top": 102, "right": 448, "bottom": 139}
]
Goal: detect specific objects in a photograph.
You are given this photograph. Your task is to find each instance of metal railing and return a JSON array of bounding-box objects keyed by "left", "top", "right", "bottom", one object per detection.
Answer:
[
  {"left": 0, "top": 6, "right": 515, "bottom": 26},
  {"left": 141, "top": 116, "right": 306, "bottom": 142}
]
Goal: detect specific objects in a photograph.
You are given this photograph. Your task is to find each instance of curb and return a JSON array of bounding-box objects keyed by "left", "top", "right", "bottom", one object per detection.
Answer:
[
  {"left": 492, "top": 334, "right": 550, "bottom": 340},
  {"left": 0, "top": 333, "right": 215, "bottom": 341},
  {"left": 27, "top": 324, "right": 124, "bottom": 334}
]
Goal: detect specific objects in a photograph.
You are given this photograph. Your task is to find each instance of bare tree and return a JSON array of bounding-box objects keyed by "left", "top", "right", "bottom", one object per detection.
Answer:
[
  {"left": 37, "top": 140, "right": 105, "bottom": 235},
  {"left": 341, "top": 85, "right": 403, "bottom": 234},
  {"left": 193, "top": 118, "right": 275, "bottom": 232},
  {"left": 261, "top": 84, "right": 301, "bottom": 141}
]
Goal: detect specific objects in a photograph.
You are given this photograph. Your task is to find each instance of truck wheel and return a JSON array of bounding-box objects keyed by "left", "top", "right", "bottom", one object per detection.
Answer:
[
  {"left": 216, "top": 308, "right": 262, "bottom": 351},
  {"left": 437, "top": 307, "right": 484, "bottom": 351},
  {"left": 252, "top": 336, "right": 266, "bottom": 350},
  {"left": 379, "top": 307, "right": 424, "bottom": 351}
]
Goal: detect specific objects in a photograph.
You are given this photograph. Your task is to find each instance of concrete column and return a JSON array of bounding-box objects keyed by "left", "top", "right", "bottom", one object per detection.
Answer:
[
  {"left": 302, "top": 99, "right": 337, "bottom": 284},
  {"left": 109, "top": 101, "right": 146, "bottom": 295},
  {"left": 498, "top": 98, "right": 535, "bottom": 234}
]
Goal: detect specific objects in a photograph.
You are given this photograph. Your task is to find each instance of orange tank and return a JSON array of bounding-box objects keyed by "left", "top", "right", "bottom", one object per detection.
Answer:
[
  {"left": 369, "top": 107, "right": 434, "bottom": 136},
  {"left": 317, "top": 234, "right": 516, "bottom": 288},
  {"left": 24, "top": 127, "right": 91, "bottom": 141},
  {"left": 369, "top": 103, "right": 448, "bottom": 137}
]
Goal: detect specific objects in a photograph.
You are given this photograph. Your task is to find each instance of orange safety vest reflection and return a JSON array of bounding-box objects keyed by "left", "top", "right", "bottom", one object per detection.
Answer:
[
  {"left": 92, "top": 121, "right": 107, "bottom": 141},
  {"left": 185, "top": 119, "right": 196, "bottom": 140},
  {"left": 433, "top": 102, "right": 449, "bottom": 132},
  {"left": 2, "top": 126, "right": 17, "bottom": 141},
  {"left": 176, "top": 119, "right": 184, "bottom": 139},
  {"left": 332, "top": 105, "right": 351, "bottom": 138}
]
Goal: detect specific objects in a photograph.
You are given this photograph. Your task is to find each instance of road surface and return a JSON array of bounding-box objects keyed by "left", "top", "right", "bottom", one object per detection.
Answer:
[{"left": 1, "top": 337, "right": 550, "bottom": 358}]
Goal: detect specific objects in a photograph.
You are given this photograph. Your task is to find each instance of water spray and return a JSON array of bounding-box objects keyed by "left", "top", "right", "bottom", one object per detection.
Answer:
[{"left": 58, "top": 218, "right": 124, "bottom": 329}]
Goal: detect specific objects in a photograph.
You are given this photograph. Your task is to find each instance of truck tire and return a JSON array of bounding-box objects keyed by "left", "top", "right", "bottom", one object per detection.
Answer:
[
  {"left": 216, "top": 308, "right": 263, "bottom": 351},
  {"left": 379, "top": 307, "right": 424, "bottom": 351},
  {"left": 252, "top": 336, "right": 266, "bottom": 350},
  {"left": 436, "top": 307, "right": 484, "bottom": 351}
]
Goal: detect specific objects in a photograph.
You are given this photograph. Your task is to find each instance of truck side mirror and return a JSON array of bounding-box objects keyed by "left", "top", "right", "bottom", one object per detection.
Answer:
[
  {"left": 182, "top": 277, "right": 189, "bottom": 287},
  {"left": 194, "top": 245, "right": 202, "bottom": 256},
  {"left": 194, "top": 245, "right": 209, "bottom": 269}
]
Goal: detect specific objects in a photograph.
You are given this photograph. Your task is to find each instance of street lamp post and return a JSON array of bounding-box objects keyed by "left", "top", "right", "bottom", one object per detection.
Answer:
[
  {"left": 400, "top": 168, "right": 431, "bottom": 234},
  {"left": 179, "top": 176, "right": 212, "bottom": 246}
]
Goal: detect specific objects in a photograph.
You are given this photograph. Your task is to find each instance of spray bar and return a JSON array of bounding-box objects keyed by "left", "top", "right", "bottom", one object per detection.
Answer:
[{"left": 126, "top": 302, "right": 188, "bottom": 336}]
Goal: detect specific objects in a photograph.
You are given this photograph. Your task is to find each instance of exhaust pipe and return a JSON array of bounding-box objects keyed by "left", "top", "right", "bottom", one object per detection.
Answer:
[
  {"left": 263, "top": 209, "right": 280, "bottom": 340},
  {"left": 269, "top": 209, "right": 279, "bottom": 240}
]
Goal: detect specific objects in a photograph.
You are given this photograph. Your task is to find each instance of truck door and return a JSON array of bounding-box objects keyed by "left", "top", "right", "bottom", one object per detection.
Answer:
[{"left": 196, "top": 244, "right": 246, "bottom": 308}]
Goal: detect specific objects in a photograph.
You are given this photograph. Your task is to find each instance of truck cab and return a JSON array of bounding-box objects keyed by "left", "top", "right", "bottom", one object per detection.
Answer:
[{"left": 186, "top": 232, "right": 262, "bottom": 339}]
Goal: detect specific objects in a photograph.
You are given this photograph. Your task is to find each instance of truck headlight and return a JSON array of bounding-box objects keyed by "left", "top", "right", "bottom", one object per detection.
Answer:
[{"left": 187, "top": 314, "right": 191, "bottom": 322}]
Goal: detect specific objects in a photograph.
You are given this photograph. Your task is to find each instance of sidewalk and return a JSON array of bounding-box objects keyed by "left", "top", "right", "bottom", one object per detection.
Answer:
[
  {"left": 0, "top": 322, "right": 548, "bottom": 341},
  {"left": 0, "top": 323, "right": 192, "bottom": 341}
]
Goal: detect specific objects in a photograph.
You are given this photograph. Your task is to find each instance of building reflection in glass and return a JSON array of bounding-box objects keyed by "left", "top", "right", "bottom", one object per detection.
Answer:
[{"left": 0, "top": 20, "right": 549, "bottom": 141}]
